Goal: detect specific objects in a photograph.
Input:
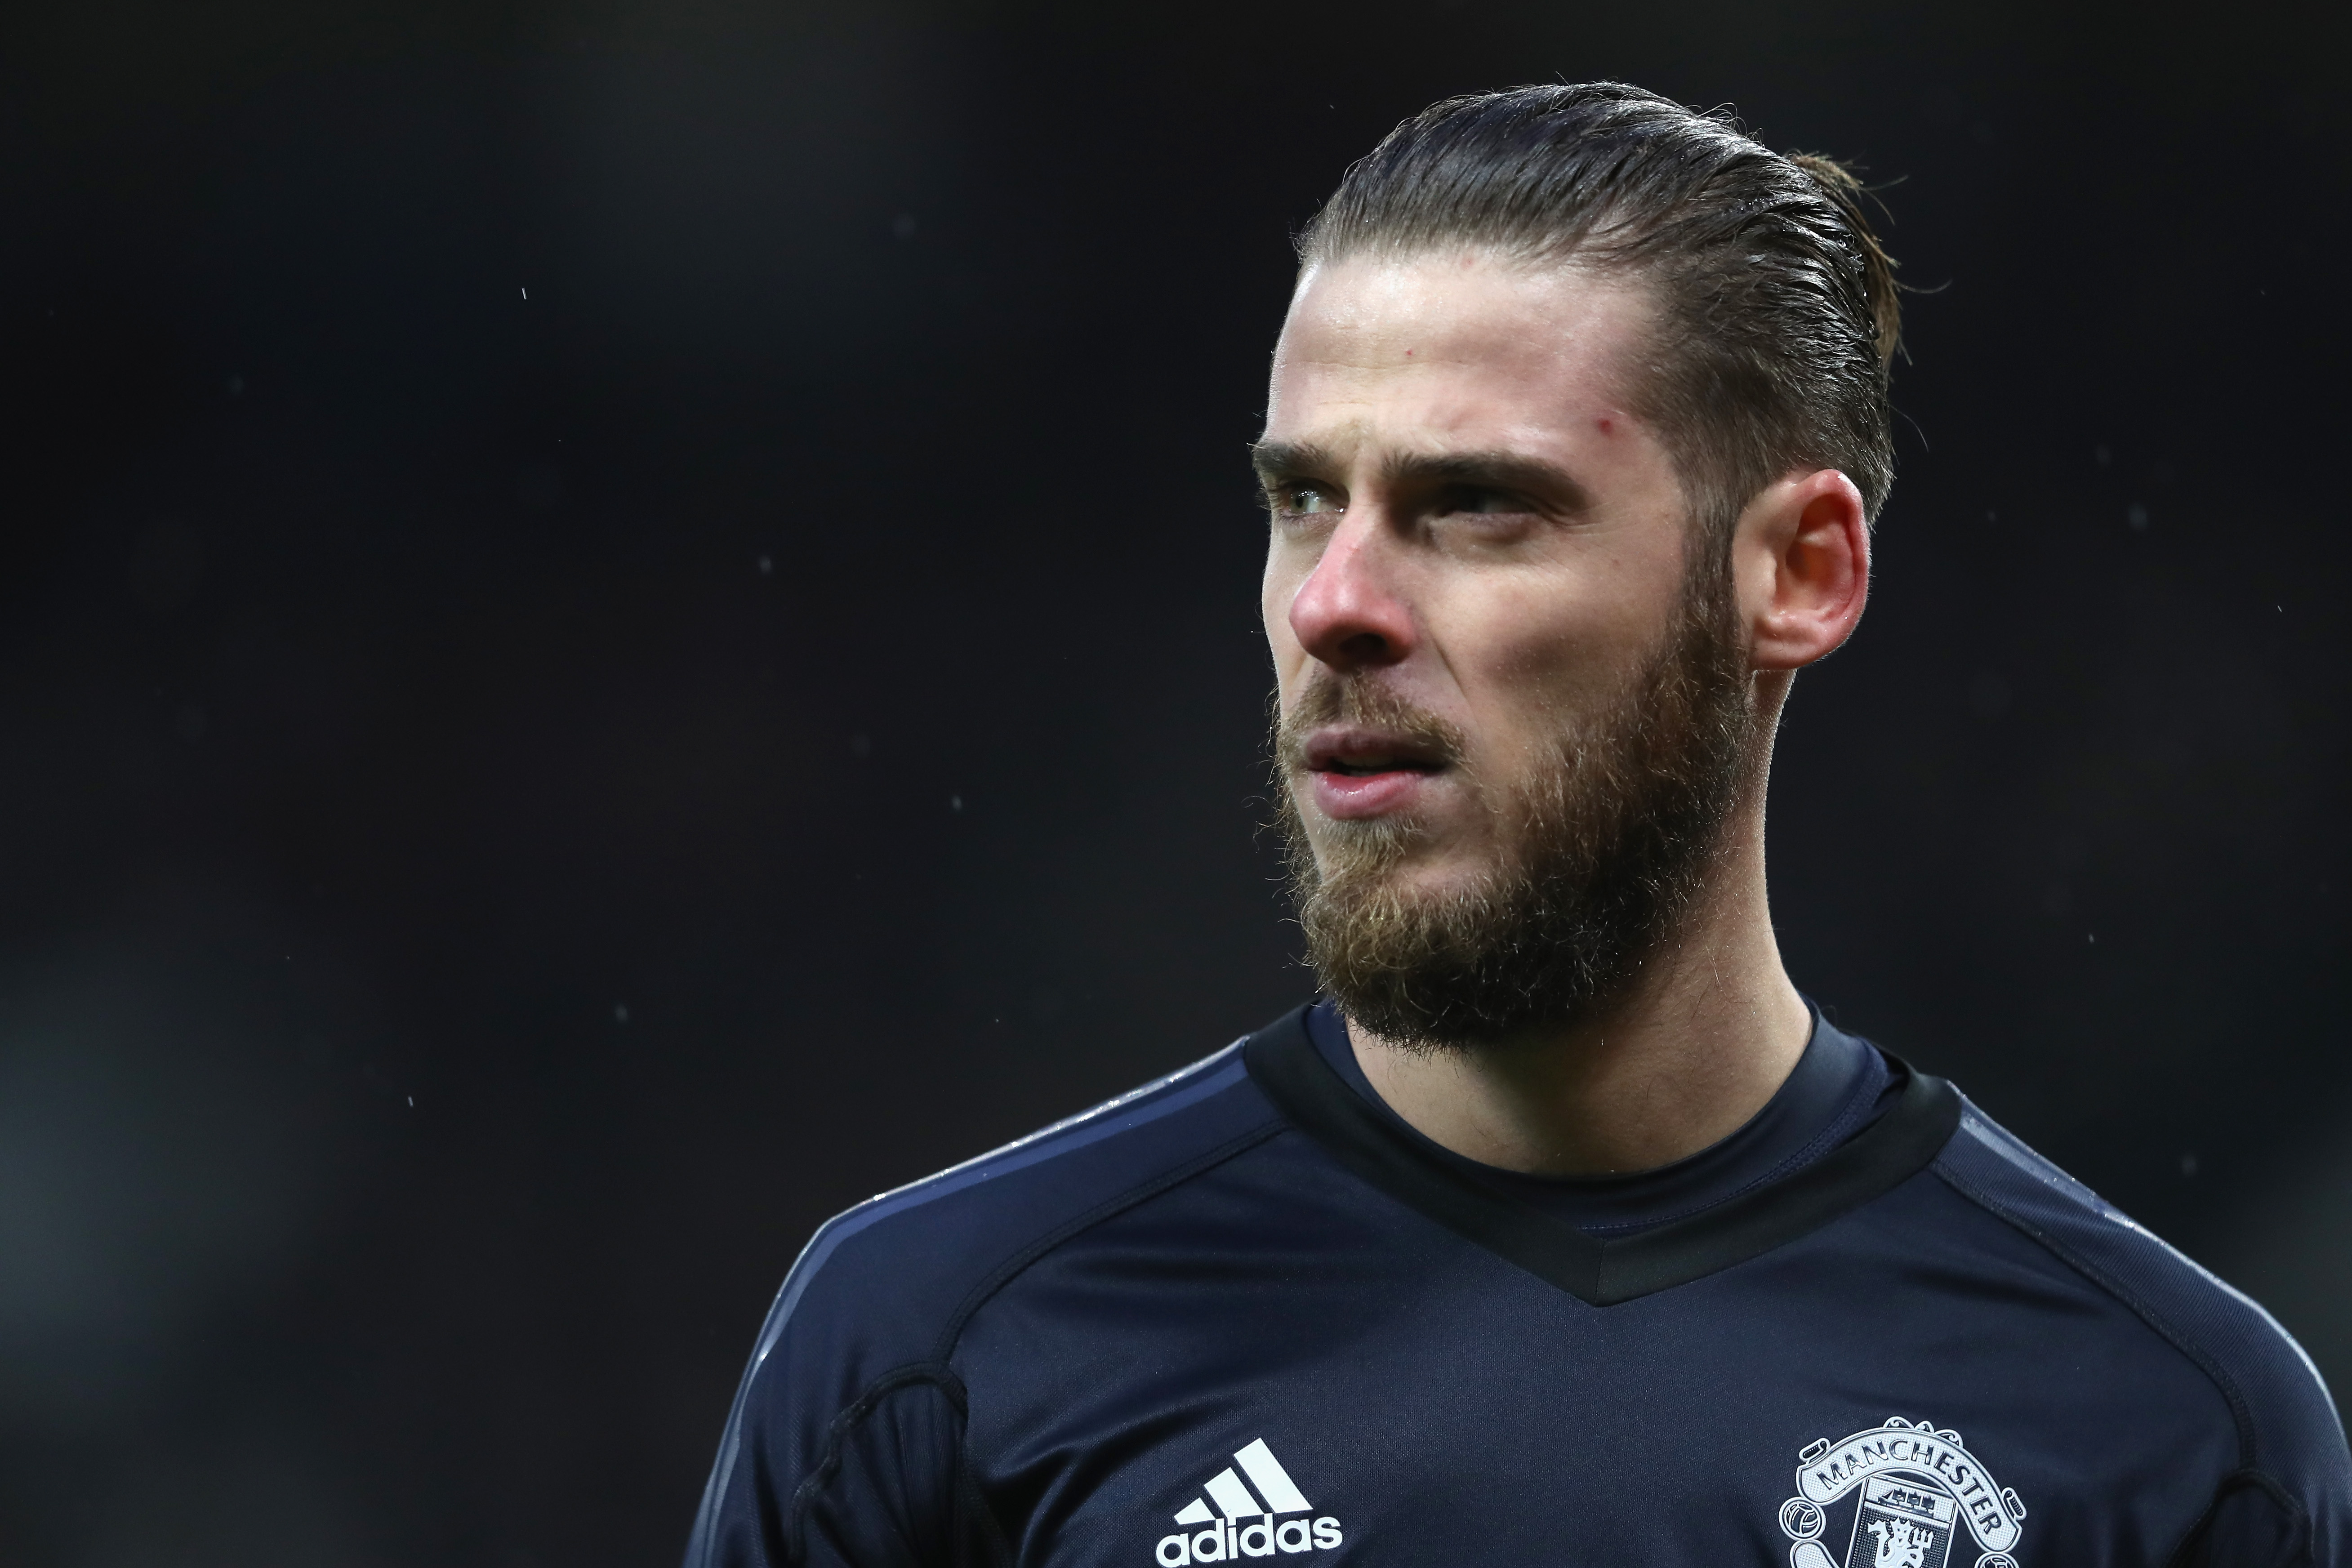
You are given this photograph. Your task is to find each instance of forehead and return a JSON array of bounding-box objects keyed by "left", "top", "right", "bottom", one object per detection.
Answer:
[{"left": 1264, "top": 250, "right": 1654, "bottom": 464}]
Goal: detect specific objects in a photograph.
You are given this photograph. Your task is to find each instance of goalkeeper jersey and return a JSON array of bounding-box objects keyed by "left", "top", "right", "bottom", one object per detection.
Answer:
[{"left": 684, "top": 1003, "right": 2351, "bottom": 1568}]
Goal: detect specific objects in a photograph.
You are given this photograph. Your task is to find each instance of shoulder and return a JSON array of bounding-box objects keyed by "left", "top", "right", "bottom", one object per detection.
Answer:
[
  {"left": 1930, "top": 1098, "right": 2352, "bottom": 1552},
  {"left": 685, "top": 1023, "right": 1293, "bottom": 1567},
  {"left": 725, "top": 1023, "right": 1289, "bottom": 1441},
  {"left": 764, "top": 1027, "right": 1286, "bottom": 1380}
]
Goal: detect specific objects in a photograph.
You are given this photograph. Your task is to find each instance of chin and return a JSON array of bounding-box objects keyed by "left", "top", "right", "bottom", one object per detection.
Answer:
[{"left": 1310, "top": 830, "right": 1491, "bottom": 901}]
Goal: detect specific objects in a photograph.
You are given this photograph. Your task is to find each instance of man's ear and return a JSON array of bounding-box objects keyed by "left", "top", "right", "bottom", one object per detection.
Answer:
[{"left": 1734, "top": 469, "right": 1870, "bottom": 672}]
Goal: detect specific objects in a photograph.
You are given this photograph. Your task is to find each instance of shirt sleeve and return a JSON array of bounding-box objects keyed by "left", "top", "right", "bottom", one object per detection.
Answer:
[
  {"left": 692, "top": 1363, "right": 1002, "bottom": 1568},
  {"left": 2172, "top": 1470, "right": 2319, "bottom": 1567}
]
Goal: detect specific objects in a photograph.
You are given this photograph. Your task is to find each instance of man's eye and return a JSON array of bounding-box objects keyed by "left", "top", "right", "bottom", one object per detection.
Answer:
[{"left": 1274, "top": 485, "right": 1342, "bottom": 517}]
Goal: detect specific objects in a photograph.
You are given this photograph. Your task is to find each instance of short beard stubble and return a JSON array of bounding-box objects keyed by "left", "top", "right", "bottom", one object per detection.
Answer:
[{"left": 1274, "top": 542, "right": 1764, "bottom": 1052}]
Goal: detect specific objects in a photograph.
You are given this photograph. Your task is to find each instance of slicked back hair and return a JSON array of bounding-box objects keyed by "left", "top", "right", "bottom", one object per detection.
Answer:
[{"left": 1298, "top": 83, "right": 1902, "bottom": 547}]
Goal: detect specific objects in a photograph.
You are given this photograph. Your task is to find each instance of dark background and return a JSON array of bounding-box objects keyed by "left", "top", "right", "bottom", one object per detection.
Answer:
[{"left": 2, "top": 0, "right": 2346, "bottom": 1560}]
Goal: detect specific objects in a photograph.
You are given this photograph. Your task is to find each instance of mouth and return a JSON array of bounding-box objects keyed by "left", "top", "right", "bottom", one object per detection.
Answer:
[
  {"left": 1298, "top": 733, "right": 1439, "bottom": 775},
  {"left": 1318, "top": 754, "right": 1443, "bottom": 778},
  {"left": 1282, "top": 695, "right": 1467, "bottom": 823},
  {"left": 1301, "top": 729, "right": 1451, "bottom": 780}
]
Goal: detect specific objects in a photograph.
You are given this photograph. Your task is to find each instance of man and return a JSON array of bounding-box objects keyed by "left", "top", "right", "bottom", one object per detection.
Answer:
[{"left": 685, "top": 84, "right": 2350, "bottom": 1568}]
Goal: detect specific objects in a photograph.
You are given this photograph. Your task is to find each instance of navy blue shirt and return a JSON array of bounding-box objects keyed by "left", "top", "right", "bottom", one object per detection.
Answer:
[
  {"left": 686, "top": 1005, "right": 2352, "bottom": 1567},
  {"left": 1305, "top": 998, "right": 1896, "bottom": 1234}
]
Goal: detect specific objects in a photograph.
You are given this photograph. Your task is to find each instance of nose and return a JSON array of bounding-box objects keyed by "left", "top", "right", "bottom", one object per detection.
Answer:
[{"left": 1286, "top": 515, "right": 1417, "bottom": 672}]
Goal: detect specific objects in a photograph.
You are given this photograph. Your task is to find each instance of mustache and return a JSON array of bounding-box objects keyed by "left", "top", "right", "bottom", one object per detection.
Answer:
[{"left": 1274, "top": 676, "right": 1470, "bottom": 774}]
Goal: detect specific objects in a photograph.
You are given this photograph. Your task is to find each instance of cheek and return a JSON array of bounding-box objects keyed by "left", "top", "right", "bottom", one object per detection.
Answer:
[
  {"left": 1439, "top": 588, "right": 1672, "bottom": 778},
  {"left": 1471, "top": 577, "right": 1665, "bottom": 698}
]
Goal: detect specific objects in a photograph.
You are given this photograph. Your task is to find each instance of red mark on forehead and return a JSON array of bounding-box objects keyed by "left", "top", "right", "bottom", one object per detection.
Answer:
[{"left": 1596, "top": 416, "right": 1616, "bottom": 435}]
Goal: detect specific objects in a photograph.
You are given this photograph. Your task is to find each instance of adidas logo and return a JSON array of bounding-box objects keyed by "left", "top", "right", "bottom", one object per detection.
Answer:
[{"left": 1154, "top": 1439, "right": 1342, "bottom": 1565}]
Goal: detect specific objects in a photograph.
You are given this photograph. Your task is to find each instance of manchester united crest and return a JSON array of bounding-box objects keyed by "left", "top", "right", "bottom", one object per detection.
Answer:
[{"left": 1776, "top": 1417, "right": 2027, "bottom": 1568}]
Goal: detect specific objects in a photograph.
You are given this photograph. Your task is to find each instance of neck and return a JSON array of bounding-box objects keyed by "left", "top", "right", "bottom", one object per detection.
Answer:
[{"left": 1346, "top": 796, "right": 1810, "bottom": 1177}]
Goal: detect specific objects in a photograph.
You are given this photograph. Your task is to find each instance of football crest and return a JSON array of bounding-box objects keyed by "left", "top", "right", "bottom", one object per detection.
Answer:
[{"left": 1777, "top": 1417, "right": 2026, "bottom": 1568}]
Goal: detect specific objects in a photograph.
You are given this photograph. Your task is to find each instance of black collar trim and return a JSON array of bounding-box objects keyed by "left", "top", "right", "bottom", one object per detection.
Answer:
[{"left": 1243, "top": 1005, "right": 1961, "bottom": 1306}]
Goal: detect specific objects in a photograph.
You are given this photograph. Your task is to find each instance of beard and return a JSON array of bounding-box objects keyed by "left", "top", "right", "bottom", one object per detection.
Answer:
[{"left": 1273, "top": 550, "right": 1762, "bottom": 1052}]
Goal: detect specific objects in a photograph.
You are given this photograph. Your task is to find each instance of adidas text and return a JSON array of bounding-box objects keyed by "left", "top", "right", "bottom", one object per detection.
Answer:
[{"left": 1154, "top": 1440, "right": 1341, "bottom": 1564}]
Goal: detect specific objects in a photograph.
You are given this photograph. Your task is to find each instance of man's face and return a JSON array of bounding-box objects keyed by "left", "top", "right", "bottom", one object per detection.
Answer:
[{"left": 1259, "top": 249, "right": 1756, "bottom": 1044}]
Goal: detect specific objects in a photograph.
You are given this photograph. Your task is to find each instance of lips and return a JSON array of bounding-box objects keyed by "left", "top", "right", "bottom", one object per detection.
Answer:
[
  {"left": 1302, "top": 729, "right": 1448, "bottom": 777},
  {"left": 1299, "top": 726, "right": 1449, "bottom": 820}
]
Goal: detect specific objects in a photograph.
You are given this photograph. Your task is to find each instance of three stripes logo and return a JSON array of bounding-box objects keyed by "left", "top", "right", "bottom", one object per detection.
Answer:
[{"left": 1154, "top": 1439, "right": 1341, "bottom": 1565}]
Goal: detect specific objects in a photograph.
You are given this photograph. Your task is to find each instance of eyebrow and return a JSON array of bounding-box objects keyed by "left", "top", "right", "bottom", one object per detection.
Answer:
[
  {"left": 1248, "top": 440, "right": 1593, "bottom": 512},
  {"left": 1248, "top": 439, "right": 1336, "bottom": 484}
]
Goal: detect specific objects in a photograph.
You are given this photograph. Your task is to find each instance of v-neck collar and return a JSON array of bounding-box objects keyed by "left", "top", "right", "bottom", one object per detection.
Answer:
[
  {"left": 1302, "top": 997, "right": 1895, "bottom": 1235},
  {"left": 1243, "top": 1005, "right": 1960, "bottom": 1306}
]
